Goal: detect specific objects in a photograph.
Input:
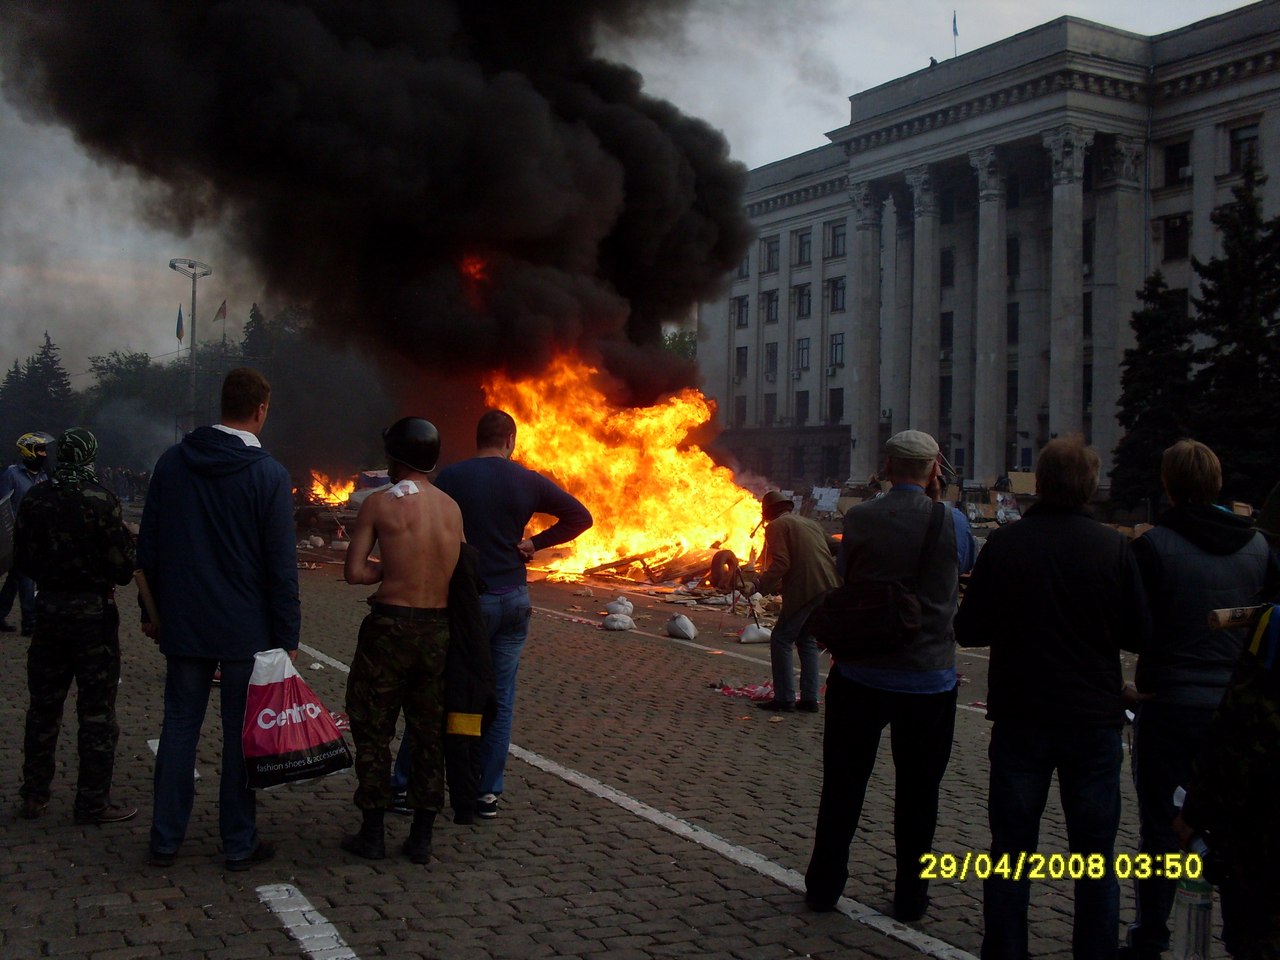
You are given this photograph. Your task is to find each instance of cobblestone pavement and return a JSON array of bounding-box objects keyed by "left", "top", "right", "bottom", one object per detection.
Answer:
[{"left": 1, "top": 567, "right": 1228, "bottom": 959}]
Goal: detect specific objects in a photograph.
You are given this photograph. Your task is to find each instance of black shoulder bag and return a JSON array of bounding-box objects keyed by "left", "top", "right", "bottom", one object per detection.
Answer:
[{"left": 803, "top": 501, "right": 946, "bottom": 662}]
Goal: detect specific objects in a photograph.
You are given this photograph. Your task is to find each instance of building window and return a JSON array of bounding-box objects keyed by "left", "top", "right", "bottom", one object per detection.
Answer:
[
  {"left": 1083, "top": 148, "right": 1095, "bottom": 192},
  {"left": 1083, "top": 363, "right": 1093, "bottom": 416},
  {"left": 795, "top": 390, "right": 810, "bottom": 425},
  {"left": 1170, "top": 288, "right": 1190, "bottom": 317},
  {"left": 823, "top": 445, "right": 841, "bottom": 480},
  {"left": 764, "top": 341, "right": 778, "bottom": 378},
  {"left": 1006, "top": 369, "right": 1018, "bottom": 417},
  {"left": 939, "top": 375, "right": 952, "bottom": 422},
  {"left": 940, "top": 311, "right": 954, "bottom": 356},
  {"left": 792, "top": 283, "right": 812, "bottom": 319},
  {"left": 1083, "top": 219, "right": 1095, "bottom": 274},
  {"left": 1007, "top": 236, "right": 1020, "bottom": 277},
  {"left": 940, "top": 248, "right": 955, "bottom": 288},
  {"left": 829, "top": 332, "right": 845, "bottom": 367},
  {"left": 763, "top": 392, "right": 777, "bottom": 425},
  {"left": 827, "top": 276, "right": 847, "bottom": 312},
  {"left": 762, "top": 289, "right": 779, "bottom": 324},
  {"left": 733, "top": 395, "right": 747, "bottom": 428},
  {"left": 1006, "top": 173, "right": 1020, "bottom": 209},
  {"left": 761, "top": 235, "right": 780, "bottom": 273},
  {"left": 791, "top": 445, "right": 805, "bottom": 480},
  {"left": 732, "top": 295, "right": 749, "bottom": 328},
  {"left": 828, "top": 388, "right": 844, "bottom": 424},
  {"left": 796, "top": 337, "right": 811, "bottom": 370},
  {"left": 826, "top": 221, "right": 846, "bottom": 258},
  {"left": 1164, "top": 141, "right": 1192, "bottom": 187},
  {"left": 1007, "top": 302, "right": 1019, "bottom": 346},
  {"left": 794, "top": 229, "right": 812, "bottom": 266},
  {"left": 1083, "top": 292, "right": 1093, "bottom": 340},
  {"left": 734, "top": 346, "right": 748, "bottom": 381},
  {"left": 736, "top": 253, "right": 750, "bottom": 279},
  {"left": 1230, "top": 123, "right": 1259, "bottom": 173},
  {"left": 1163, "top": 214, "right": 1191, "bottom": 262}
]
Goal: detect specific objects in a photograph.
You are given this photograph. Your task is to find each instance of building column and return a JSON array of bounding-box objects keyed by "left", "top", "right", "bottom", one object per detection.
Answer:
[
  {"left": 969, "top": 145, "right": 1007, "bottom": 486},
  {"left": 1043, "top": 125, "right": 1094, "bottom": 441},
  {"left": 849, "top": 180, "right": 884, "bottom": 483},
  {"left": 905, "top": 165, "right": 940, "bottom": 438},
  {"left": 1093, "top": 135, "right": 1145, "bottom": 483},
  {"left": 885, "top": 188, "right": 913, "bottom": 440}
]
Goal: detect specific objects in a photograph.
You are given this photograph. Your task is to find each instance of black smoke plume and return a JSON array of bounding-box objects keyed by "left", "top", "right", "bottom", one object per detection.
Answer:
[{"left": 0, "top": 1, "right": 752, "bottom": 405}]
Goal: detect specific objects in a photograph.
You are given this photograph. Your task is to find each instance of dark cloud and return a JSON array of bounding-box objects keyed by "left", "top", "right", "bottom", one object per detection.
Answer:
[{"left": 0, "top": 1, "right": 752, "bottom": 404}]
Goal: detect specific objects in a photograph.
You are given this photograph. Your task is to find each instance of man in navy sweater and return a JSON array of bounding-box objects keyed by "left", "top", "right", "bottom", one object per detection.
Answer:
[
  {"left": 434, "top": 410, "right": 591, "bottom": 819},
  {"left": 138, "top": 368, "right": 300, "bottom": 871}
]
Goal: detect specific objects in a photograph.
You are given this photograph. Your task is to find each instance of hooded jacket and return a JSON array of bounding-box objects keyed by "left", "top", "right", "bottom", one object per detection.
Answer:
[
  {"left": 1132, "top": 504, "right": 1279, "bottom": 706},
  {"left": 138, "top": 426, "right": 300, "bottom": 659}
]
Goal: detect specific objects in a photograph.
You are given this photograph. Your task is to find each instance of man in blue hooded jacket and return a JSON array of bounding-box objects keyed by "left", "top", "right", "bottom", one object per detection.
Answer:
[{"left": 138, "top": 368, "right": 300, "bottom": 871}]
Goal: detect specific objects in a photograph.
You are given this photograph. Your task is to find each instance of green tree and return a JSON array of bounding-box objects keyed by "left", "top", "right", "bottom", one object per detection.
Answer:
[
  {"left": 241, "top": 302, "right": 274, "bottom": 360},
  {"left": 1186, "top": 163, "right": 1280, "bottom": 504},
  {"left": 662, "top": 328, "right": 697, "bottom": 361},
  {"left": 1110, "top": 272, "right": 1195, "bottom": 508}
]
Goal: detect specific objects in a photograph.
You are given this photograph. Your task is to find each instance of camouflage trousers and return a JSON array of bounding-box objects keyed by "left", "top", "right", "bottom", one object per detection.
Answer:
[
  {"left": 21, "top": 593, "right": 121, "bottom": 817},
  {"left": 345, "top": 607, "right": 448, "bottom": 812}
]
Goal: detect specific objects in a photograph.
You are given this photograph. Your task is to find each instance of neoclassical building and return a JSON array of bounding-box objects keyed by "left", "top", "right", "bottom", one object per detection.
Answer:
[{"left": 699, "top": 0, "right": 1279, "bottom": 489}]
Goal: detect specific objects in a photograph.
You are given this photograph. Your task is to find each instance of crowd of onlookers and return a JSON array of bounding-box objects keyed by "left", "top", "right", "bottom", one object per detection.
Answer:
[{"left": 94, "top": 466, "right": 151, "bottom": 503}]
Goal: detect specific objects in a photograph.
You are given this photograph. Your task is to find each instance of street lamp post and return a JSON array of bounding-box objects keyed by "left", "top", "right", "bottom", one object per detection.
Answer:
[{"left": 169, "top": 258, "right": 212, "bottom": 431}]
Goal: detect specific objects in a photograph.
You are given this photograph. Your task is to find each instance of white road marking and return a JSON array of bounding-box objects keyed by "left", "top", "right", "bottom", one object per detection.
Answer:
[
  {"left": 257, "top": 883, "right": 359, "bottom": 959},
  {"left": 509, "top": 743, "right": 978, "bottom": 960},
  {"left": 300, "top": 643, "right": 351, "bottom": 674}
]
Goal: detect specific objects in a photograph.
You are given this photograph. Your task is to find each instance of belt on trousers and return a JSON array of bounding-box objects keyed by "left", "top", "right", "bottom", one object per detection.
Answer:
[{"left": 368, "top": 603, "right": 448, "bottom": 621}]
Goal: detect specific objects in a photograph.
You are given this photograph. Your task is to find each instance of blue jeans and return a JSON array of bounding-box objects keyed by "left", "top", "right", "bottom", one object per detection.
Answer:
[
  {"left": 0, "top": 570, "right": 36, "bottom": 631},
  {"left": 982, "top": 723, "right": 1122, "bottom": 960},
  {"left": 151, "top": 656, "right": 258, "bottom": 859},
  {"left": 769, "top": 594, "right": 823, "bottom": 704},
  {"left": 476, "top": 587, "right": 531, "bottom": 797},
  {"left": 1128, "top": 700, "right": 1215, "bottom": 954}
]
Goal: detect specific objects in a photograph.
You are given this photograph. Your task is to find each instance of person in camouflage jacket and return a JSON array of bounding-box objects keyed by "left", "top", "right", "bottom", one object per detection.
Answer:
[
  {"left": 14, "top": 427, "right": 137, "bottom": 824},
  {"left": 1176, "top": 604, "right": 1280, "bottom": 959}
]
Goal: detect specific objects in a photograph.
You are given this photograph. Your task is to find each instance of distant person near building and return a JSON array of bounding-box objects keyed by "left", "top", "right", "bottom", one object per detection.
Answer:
[
  {"left": 139, "top": 368, "right": 300, "bottom": 871},
  {"left": 433, "top": 410, "right": 591, "bottom": 820},
  {"left": 804, "top": 429, "right": 975, "bottom": 923},
  {"left": 955, "top": 436, "right": 1151, "bottom": 960},
  {"left": 15, "top": 428, "right": 137, "bottom": 824}
]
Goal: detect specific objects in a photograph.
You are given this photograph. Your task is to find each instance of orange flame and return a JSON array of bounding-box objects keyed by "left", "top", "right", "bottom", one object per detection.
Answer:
[
  {"left": 310, "top": 470, "right": 355, "bottom": 506},
  {"left": 482, "top": 355, "right": 762, "bottom": 579}
]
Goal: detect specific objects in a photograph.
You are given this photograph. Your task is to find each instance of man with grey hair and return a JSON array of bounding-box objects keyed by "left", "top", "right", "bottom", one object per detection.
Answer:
[{"left": 804, "top": 429, "right": 975, "bottom": 922}]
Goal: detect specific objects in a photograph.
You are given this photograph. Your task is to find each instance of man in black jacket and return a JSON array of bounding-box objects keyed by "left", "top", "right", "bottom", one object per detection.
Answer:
[
  {"left": 1122, "top": 440, "right": 1278, "bottom": 959},
  {"left": 955, "top": 436, "right": 1151, "bottom": 960}
]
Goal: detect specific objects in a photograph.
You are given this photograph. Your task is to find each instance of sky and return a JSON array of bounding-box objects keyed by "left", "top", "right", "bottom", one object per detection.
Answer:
[{"left": 0, "top": 0, "right": 1253, "bottom": 388}]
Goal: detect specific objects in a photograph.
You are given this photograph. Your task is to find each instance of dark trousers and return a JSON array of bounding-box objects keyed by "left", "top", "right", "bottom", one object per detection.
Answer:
[
  {"left": 1129, "top": 700, "right": 1215, "bottom": 954},
  {"left": 151, "top": 656, "right": 257, "bottom": 859},
  {"left": 804, "top": 669, "right": 957, "bottom": 911},
  {"left": 982, "top": 723, "right": 1122, "bottom": 960},
  {"left": 345, "top": 612, "right": 448, "bottom": 812},
  {"left": 0, "top": 569, "right": 37, "bottom": 631},
  {"left": 21, "top": 603, "right": 121, "bottom": 816}
]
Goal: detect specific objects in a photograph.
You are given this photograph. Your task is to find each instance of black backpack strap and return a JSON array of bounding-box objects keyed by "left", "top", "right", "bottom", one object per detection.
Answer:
[{"left": 913, "top": 501, "right": 946, "bottom": 584}]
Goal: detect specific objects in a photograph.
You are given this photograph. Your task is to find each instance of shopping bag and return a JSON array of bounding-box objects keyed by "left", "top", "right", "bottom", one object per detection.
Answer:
[{"left": 242, "top": 648, "right": 352, "bottom": 789}]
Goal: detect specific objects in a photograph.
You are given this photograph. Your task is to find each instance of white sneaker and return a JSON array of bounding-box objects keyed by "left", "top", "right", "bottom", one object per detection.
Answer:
[{"left": 475, "top": 793, "right": 499, "bottom": 819}]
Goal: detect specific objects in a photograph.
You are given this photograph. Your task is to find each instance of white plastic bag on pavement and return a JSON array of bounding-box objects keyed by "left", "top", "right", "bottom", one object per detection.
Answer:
[
  {"left": 665, "top": 614, "right": 698, "bottom": 640},
  {"left": 739, "top": 624, "right": 772, "bottom": 644},
  {"left": 605, "top": 596, "right": 634, "bottom": 616},
  {"left": 602, "top": 613, "right": 635, "bottom": 631}
]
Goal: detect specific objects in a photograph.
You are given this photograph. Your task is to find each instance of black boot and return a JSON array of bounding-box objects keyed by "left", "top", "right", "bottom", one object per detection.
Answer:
[
  {"left": 403, "top": 811, "right": 435, "bottom": 865},
  {"left": 341, "top": 808, "right": 386, "bottom": 860}
]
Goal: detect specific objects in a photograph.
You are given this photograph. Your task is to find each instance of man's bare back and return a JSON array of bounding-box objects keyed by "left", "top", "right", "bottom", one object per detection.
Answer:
[{"left": 344, "top": 476, "right": 463, "bottom": 608}]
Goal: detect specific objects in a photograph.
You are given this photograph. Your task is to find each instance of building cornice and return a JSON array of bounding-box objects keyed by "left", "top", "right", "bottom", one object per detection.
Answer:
[
  {"left": 746, "top": 176, "right": 849, "bottom": 217},
  {"left": 1155, "top": 47, "right": 1280, "bottom": 102},
  {"left": 829, "top": 67, "right": 1147, "bottom": 159}
]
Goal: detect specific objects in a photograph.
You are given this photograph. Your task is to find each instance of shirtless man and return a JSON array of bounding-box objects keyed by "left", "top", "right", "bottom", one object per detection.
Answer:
[{"left": 342, "top": 417, "right": 463, "bottom": 864}]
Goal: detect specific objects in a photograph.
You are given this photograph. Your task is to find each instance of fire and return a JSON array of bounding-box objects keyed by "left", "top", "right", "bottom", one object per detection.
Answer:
[
  {"left": 482, "top": 355, "right": 762, "bottom": 579},
  {"left": 310, "top": 471, "right": 355, "bottom": 506}
]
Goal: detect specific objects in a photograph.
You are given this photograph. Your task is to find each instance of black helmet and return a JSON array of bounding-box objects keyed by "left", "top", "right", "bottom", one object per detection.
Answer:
[
  {"left": 382, "top": 417, "right": 440, "bottom": 474},
  {"left": 16, "top": 431, "right": 54, "bottom": 469}
]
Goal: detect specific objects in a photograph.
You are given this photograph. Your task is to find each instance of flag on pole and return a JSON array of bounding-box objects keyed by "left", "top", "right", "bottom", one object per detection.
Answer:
[
  {"left": 213, "top": 299, "right": 227, "bottom": 323},
  {"left": 953, "top": 11, "right": 958, "bottom": 37},
  {"left": 176, "top": 305, "right": 184, "bottom": 342}
]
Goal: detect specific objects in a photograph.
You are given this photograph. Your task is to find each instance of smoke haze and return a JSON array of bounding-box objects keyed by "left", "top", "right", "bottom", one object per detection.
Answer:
[{"left": 0, "top": 1, "right": 753, "bottom": 405}]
